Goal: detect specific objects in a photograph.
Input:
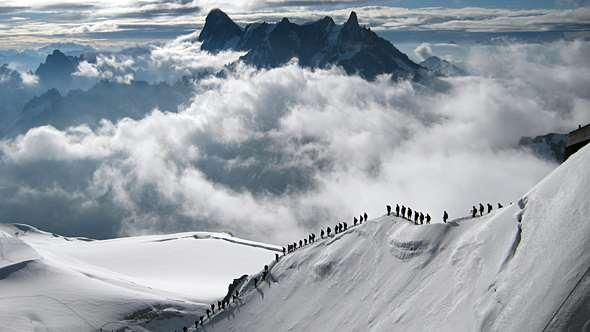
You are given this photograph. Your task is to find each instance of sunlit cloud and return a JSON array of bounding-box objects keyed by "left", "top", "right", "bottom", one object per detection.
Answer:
[{"left": 1, "top": 38, "right": 588, "bottom": 243}]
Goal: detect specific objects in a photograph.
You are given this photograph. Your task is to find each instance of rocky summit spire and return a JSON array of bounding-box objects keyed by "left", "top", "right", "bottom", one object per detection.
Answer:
[
  {"left": 344, "top": 11, "right": 359, "bottom": 28},
  {"left": 198, "top": 9, "right": 244, "bottom": 53},
  {"left": 339, "top": 11, "right": 363, "bottom": 42}
]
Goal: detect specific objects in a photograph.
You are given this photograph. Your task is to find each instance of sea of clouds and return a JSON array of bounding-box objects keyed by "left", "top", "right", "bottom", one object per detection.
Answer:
[{"left": 0, "top": 36, "right": 589, "bottom": 244}]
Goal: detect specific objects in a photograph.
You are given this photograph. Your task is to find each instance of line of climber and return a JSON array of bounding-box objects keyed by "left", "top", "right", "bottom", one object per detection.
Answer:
[
  {"left": 284, "top": 211, "right": 369, "bottom": 255},
  {"left": 179, "top": 275, "right": 246, "bottom": 331},
  {"left": 470, "top": 202, "right": 503, "bottom": 218},
  {"left": 386, "top": 204, "right": 433, "bottom": 224}
]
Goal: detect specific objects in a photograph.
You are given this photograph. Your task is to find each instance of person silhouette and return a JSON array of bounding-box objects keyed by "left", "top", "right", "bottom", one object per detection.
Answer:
[
  {"left": 426, "top": 214, "right": 431, "bottom": 224},
  {"left": 472, "top": 206, "right": 477, "bottom": 218},
  {"left": 443, "top": 210, "right": 449, "bottom": 223},
  {"left": 479, "top": 203, "right": 484, "bottom": 216},
  {"left": 487, "top": 203, "right": 492, "bottom": 214},
  {"left": 387, "top": 205, "right": 391, "bottom": 216},
  {"left": 396, "top": 204, "right": 400, "bottom": 217},
  {"left": 364, "top": 212, "right": 368, "bottom": 221}
]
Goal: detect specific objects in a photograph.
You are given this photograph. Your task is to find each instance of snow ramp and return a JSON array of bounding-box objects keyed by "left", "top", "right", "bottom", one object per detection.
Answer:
[{"left": 203, "top": 145, "right": 590, "bottom": 332}]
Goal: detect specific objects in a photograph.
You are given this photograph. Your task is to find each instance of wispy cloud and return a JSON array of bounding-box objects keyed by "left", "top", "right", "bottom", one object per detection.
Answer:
[
  {"left": 1, "top": 38, "right": 588, "bottom": 242},
  {"left": 0, "top": 2, "right": 589, "bottom": 48}
]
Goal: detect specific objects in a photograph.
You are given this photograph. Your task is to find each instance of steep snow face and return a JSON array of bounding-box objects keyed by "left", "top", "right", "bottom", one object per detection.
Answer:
[
  {"left": 0, "top": 225, "right": 280, "bottom": 331},
  {"left": 204, "top": 145, "right": 590, "bottom": 332}
]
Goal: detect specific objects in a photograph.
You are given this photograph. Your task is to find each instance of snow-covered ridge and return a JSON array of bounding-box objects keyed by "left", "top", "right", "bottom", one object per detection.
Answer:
[
  {"left": 0, "top": 225, "right": 280, "bottom": 331},
  {"left": 2, "top": 146, "right": 589, "bottom": 331},
  {"left": 202, "top": 144, "right": 590, "bottom": 332}
]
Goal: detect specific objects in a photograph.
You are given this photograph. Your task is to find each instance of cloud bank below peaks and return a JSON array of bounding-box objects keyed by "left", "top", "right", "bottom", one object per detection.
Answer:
[{"left": 1, "top": 40, "right": 589, "bottom": 243}]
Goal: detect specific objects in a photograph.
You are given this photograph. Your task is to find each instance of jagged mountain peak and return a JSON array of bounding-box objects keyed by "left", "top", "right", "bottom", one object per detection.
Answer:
[
  {"left": 344, "top": 11, "right": 359, "bottom": 28},
  {"left": 34, "top": 49, "right": 81, "bottom": 91},
  {"left": 198, "top": 10, "right": 422, "bottom": 80},
  {"left": 198, "top": 9, "right": 244, "bottom": 52},
  {"left": 205, "top": 8, "right": 237, "bottom": 25}
]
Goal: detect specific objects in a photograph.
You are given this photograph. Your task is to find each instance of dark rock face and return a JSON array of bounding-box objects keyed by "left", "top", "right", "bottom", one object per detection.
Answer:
[
  {"left": 7, "top": 80, "right": 193, "bottom": 137},
  {"left": 519, "top": 133, "right": 567, "bottom": 162},
  {"left": 198, "top": 8, "right": 244, "bottom": 52},
  {"left": 34, "top": 50, "right": 81, "bottom": 91},
  {"left": 198, "top": 9, "right": 423, "bottom": 80}
]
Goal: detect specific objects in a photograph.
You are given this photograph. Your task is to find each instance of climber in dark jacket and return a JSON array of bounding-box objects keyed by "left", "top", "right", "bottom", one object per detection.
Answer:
[
  {"left": 407, "top": 208, "right": 412, "bottom": 220},
  {"left": 327, "top": 227, "right": 331, "bottom": 236},
  {"left": 321, "top": 229, "right": 325, "bottom": 238},
  {"left": 426, "top": 214, "right": 431, "bottom": 224},
  {"left": 343, "top": 222, "right": 348, "bottom": 230},
  {"left": 420, "top": 213, "right": 424, "bottom": 225},
  {"left": 414, "top": 211, "right": 419, "bottom": 224},
  {"left": 472, "top": 206, "right": 477, "bottom": 218},
  {"left": 359, "top": 215, "right": 363, "bottom": 224},
  {"left": 282, "top": 247, "right": 286, "bottom": 255},
  {"left": 364, "top": 212, "right": 368, "bottom": 221},
  {"left": 275, "top": 253, "right": 279, "bottom": 262},
  {"left": 401, "top": 206, "right": 406, "bottom": 219},
  {"left": 443, "top": 210, "right": 449, "bottom": 223},
  {"left": 479, "top": 203, "right": 484, "bottom": 216},
  {"left": 396, "top": 204, "right": 400, "bottom": 217},
  {"left": 387, "top": 205, "right": 391, "bottom": 216},
  {"left": 498, "top": 203, "right": 503, "bottom": 209},
  {"left": 299, "top": 240, "right": 303, "bottom": 248},
  {"left": 487, "top": 203, "right": 492, "bottom": 214},
  {"left": 354, "top": 217, "right": 358, "bottom": 225}
]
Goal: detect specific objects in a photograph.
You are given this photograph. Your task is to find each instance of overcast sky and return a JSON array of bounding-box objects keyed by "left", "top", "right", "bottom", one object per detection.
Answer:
[{"left": 0, "top": 0, "right": 589, "bottom": 48}]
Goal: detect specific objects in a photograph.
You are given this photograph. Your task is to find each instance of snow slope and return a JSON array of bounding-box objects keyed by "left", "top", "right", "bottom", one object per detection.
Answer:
[
  {"left": 1, "top": 147, "right": 588, "bottom": 332},
  {"left": 0, "top": 225, "right": 280, "bottom": 331},
  {"left": 203, "top": 145, "right": 590, "bottom": 332}
]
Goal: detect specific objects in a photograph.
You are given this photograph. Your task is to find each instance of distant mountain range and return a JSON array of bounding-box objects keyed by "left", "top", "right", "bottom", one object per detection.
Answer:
[
  {"left": 198, "top": 9, "right": 425, "bottom": 81},
  {"left": 34, "top": 49, "right": 83, "bottom": 91},
  {"left": 6, "top": 79, "right": 194, "bottom": 137}
]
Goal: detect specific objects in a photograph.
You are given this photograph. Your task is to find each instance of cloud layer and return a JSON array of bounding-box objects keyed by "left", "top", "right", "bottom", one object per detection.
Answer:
[
  {"left": 1, "top": 1, "right": 589, "bottom": 48},
  {"left": 1, "top": 38, "right": 589, "bottom": 244}
]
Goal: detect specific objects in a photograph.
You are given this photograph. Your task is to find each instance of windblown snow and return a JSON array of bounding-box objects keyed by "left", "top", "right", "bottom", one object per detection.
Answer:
[{"left": 1, "top": 146, "right": 589, "bottom": 331}]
